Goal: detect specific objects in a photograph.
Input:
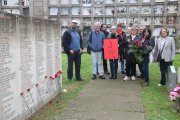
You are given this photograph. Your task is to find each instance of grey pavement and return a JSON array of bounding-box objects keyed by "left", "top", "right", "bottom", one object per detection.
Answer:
[{"left": 59, "top": 74, "right": 144, "bottom": 120}]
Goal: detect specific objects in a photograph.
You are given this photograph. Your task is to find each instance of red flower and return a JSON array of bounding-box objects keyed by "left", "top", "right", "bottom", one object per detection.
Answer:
[
  {"left": 50, "top": 76, "right": 53, "bottom": 79},
  {"left": 49, "top": 100, "right": 52, "bottom": 104},
  {"left": 20, "top": 92, "right": 24, "bottom": 96},
  {"left": 55, "top": 74, "right": 58, "bottom": 78},
  {"left": 58, "top": 70, "right": 63, "bottom": 74},
  {"left": 35, "top": 84, "right": 39, "bottom": 87},
  {"left": 27, "top": 88, "right": 31, "bottom": 92}
]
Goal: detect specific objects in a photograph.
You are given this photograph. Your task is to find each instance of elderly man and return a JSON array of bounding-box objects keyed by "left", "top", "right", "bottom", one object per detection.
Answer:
[
  {"left": 62, "top": 20, "right": 83, "bottom": 81},
  {"left": 88, "top": 22, "right": 105, "bottom": 80}
]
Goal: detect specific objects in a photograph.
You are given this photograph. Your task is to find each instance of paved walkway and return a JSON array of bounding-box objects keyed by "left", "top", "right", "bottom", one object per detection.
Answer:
[{"left": 59, "top": 74, "right": 144, "bottom": 120}]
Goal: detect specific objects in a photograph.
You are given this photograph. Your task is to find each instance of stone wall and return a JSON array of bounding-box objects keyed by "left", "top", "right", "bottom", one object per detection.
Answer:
[{"left": 0, "top": 12, "right": 62, "bottom": 120}]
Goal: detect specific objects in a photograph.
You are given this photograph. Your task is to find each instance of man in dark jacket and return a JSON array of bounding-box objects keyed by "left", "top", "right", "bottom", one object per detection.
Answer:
[
  {"left": 100, "top": 24, "right": 110, "bottom": 75},
  {"left": 62, "top": 20, "right": 83, "bottom": 81}
]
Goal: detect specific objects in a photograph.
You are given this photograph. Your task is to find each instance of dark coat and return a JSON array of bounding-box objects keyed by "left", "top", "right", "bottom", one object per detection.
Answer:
[
  {"left": 126, "top": 34, "right": 141, "bottom": 64},
  {"left": 117, "top": 31, "right": 127, "bottom": 57},
  {"left": 62, "top": 29, "right": 83, "bottom": 54},
  {"left": 141, "top": 37, "right": 155, "bottom": 63}
]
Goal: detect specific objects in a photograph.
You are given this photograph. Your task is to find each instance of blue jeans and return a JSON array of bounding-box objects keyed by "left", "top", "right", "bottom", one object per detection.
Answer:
[
  {"left": 110, "top": 59, "right": 118, "bottom": 76},
  {"left": 91, "top": 51, "right": 103, "bottom": 75},
  {"left": 120, "top": 59, "right": 125, "bottom": 72},
  {"left": 142, "top": 63, "right": 149, "bottom": 83}
]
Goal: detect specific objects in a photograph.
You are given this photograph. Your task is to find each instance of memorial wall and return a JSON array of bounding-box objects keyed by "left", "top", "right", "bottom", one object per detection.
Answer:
[{"left": 0, "top": 12, "right": 62, "bottom": 120}]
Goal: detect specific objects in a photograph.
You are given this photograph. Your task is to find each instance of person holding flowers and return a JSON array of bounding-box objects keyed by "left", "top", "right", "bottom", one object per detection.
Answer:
[
  {"left": 124, "top": 26, "right": 141, "bottom": 81},
  {"left": 140, "top": 28, "right": 155, "bottom": 86}
]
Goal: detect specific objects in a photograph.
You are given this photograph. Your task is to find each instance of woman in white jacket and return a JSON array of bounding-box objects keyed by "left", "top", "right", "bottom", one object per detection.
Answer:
[{"left": 153, "top": 27, "right": 175, "bottom": 86}]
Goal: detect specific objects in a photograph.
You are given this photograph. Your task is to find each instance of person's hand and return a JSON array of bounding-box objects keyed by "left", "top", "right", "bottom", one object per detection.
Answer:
[
  {"left": 70, "top": 50, "right": 74, "bottom": 54},
  {"left": 80, "top": 49, "right": 83, "bottom": 53}
]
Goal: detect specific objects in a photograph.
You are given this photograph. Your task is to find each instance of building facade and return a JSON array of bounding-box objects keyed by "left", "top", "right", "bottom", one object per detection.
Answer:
[
  {"left": 2, "top": 0, "right": 180, "bottom": 44},
  {"left": 0, "top": 0, "right": 29, "bottom": 15}
]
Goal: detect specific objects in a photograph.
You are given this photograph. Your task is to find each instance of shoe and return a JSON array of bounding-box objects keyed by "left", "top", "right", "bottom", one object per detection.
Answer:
[
  {"left": 114, "top": 75, "right": 117, "bottom": 79},
  {"left": 109, "top": 75, "right": 114, "bottom": 79},
  {"left": 131, "top": 76, "right": 136, "bottom": 80},
  {"left": 142, "top": 82, "right": 149, "bottom": 86},
  {"left": 105, "top": 71, "right": 110, "bottom": 75},
  {"left": 137, "top": 74, "right": 144, "bottom": 78},
  {"left": 99, "top": 75, "right": 105, "bottom": 80},
  {"left": 92, "top": 74, "right": 96, "bottom": 80},
  {"left": 157, "top": 83, "right": 166, "bottom": 86},
  {"left": 121, "top": 71, "right": 126, "bottom": 74},
  {"left": 76, "top": 77, "right": 84, "bottom": 81},
  {"left": 123, "top": 76, "right": 130, "bottom": 81}
]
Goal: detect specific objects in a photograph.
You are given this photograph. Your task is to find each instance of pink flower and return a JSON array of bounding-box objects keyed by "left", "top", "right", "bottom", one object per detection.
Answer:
[
  {"left": 170, "top": 91, "right": 179, "bottom": 96},
  {"left": 174, "top": 86, "right": 180, "bottom": 91},
  {"left": 169, "top": 95, "right": 176, "bottom": 101}
]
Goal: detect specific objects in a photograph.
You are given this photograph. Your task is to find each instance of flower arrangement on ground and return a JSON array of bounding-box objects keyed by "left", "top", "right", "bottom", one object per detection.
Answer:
[
  {"left": 169, "top": 86, "right": 180, "bottom": 112},
  {"left": 128, "top": 40, "right": 153, "bottom": 63},
  {"left": 169, "top": 86, "right": 180, "bottom": 101}
]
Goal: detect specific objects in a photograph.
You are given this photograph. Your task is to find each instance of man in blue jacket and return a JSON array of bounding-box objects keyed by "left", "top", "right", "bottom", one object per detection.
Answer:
[
  {"left": 62, "top": 20, "right": 83, "bottom": 81},
  {"left": 88, "top": 22, "right": 105, "bottom": 80}
]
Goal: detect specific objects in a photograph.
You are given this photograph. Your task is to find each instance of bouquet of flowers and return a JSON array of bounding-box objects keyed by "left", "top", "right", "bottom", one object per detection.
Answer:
[
  {"left": 128, "top": 40, "right": 153, "bottom": 63},
  {"left": 169, "top": 86, "right": 180, "bottom": 101}
]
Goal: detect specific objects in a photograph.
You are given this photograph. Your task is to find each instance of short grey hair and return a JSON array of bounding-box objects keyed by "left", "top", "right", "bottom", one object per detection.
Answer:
[{"left": 94, "top": 22, "right": 101, "bottom": 26}]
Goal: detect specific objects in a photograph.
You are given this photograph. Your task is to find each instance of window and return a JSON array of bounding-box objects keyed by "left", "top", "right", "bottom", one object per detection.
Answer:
[{"left": 4, "top": 0, "right": 7, "bottom": 5}]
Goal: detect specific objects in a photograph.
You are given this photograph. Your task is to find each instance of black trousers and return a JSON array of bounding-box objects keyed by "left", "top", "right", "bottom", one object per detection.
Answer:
[
  {"left": 159, "top": 59, "right": 171, "bottom": 85},
  {"left": 67, "top": 51, "right": 81, "bottom": 79},
  {"left": 102, "top": 51, "right": 108, "bottom": 72},
  {"left": 126, "top": 62, "right": 136, "bottom": 77}
]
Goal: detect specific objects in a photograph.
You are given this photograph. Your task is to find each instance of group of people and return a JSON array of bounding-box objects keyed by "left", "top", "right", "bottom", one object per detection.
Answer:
[{"left": 62, "top": 20, "right": 175, "bottom": 87}]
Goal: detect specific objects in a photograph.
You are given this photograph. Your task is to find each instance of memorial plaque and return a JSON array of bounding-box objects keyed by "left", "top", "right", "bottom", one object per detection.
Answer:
[
  {"left": 167, "top": 66, "right": 177, "bottom": 92},
  {"left": 178, "top": 67, "right": 180, "bottom": 84},
  {"left": 0, "top": 14, "right": 21, "bottom": 120},
  {"left": 0, "top": 12, "right": 61, "bottom": 120}
]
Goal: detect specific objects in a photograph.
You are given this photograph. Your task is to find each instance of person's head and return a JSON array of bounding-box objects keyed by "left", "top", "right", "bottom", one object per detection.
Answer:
[
  {"left": 142, "top": 28, "right": 152, "bottom": 39},
  {"left": 100, "top": 24, "right": 107, "bottom": 31},
  {"left": 160, "top": 27, "right": 169, "bottom": 38},
  {"left": 111, "top": 26, "right": 117, "bottom": 34},
  {"left": 131, "top": 26, "right": 138, "bottom": 35},
  {"left": 94, "top": 22, "right": 101, "bottom": 32},
  {"left": 71, "top": 20, "right": 78, "bottom": 29},
  {"left": 127, "top": 27, "right": 132, "bottom": 35},
  {"left": 117, "top": 23, "right": 123, "bottom": 31},
  {"left": 139, "top": 26, "right": 146, "bottom": 34}
]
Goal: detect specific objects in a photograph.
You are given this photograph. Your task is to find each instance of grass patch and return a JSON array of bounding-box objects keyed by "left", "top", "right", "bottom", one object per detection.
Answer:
[
  {"left": 30, "top": 53, "right": 180, "bottom": 120},
  {"left": 142, "top": 54, "right": 180, "bottom": 120}
]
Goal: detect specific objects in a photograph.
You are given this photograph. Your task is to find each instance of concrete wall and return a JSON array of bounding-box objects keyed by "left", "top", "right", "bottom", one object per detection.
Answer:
[{"left": 0, "top": 12, "right": 62, "bottom": 120}]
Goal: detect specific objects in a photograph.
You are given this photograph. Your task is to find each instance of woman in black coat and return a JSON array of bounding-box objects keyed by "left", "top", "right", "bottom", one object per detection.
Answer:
[
  {"left": 141, "top": 28, "right": 155, "bottom": 86},
  {"left": 124, "top": 26, "right": 141, "bottom": 81}
]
